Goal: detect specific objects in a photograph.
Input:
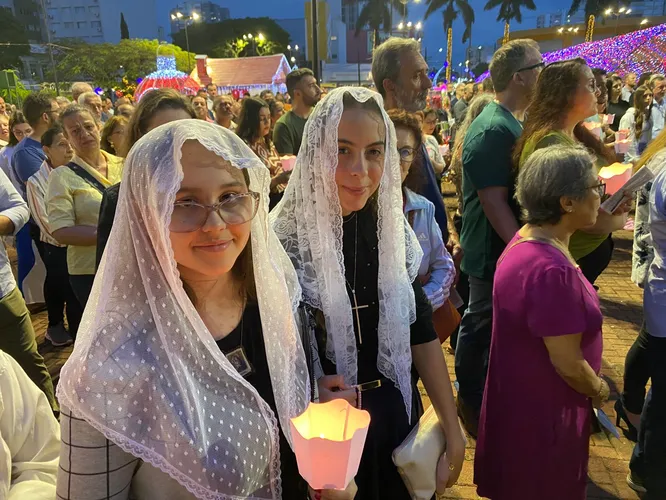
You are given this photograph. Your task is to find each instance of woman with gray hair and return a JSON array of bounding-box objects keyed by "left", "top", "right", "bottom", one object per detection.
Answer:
[{"left": 475, "top": 144, "right": 609, "bottom": 500}]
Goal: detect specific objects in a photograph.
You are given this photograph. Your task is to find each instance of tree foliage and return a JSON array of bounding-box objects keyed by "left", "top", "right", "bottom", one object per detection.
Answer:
[
  {"left": 0, "top": 8, "right": 30, "bottom": 71},
  {"left": 56, "top": 39, "right": 195, "bottom": 88},
  {"left": 120, "top": 13, "right": 130, "bottom": 40},
  {"left": 425, "top": 0, "right": 476, "bottom": 43},
  {"left": 171, "top": 17, "right": 290, "bottom": 59},
  {"left": 354, "top": 0, "right": 407, "bottom": 49},
  {"left": 567, "top": 0, "right": 624, "bottom": 18},
  {"left": 484, "top": 0, "right": 536, "bottom": 25}
]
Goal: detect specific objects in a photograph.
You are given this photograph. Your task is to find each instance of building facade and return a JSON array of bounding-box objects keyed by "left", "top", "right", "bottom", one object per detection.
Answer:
[
  {"left": 42, "top": 0, "right": 159, "bottom": 44},
  {"left": 169, "top": 1, "right": 230, "bottom": 37}
]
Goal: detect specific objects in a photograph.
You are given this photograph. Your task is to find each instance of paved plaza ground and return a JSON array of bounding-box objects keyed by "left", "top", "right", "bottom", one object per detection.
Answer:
[{"left": 32, "top": 230, "right": 644, "bottom": 500}]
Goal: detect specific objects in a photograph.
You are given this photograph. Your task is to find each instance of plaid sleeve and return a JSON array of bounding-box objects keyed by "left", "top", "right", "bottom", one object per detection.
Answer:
[{"left": 57, "top": 406, "right": 138, "bottom": 500}]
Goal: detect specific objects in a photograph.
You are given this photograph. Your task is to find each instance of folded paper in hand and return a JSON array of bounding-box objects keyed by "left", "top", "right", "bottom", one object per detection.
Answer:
[{"left": 600, "top": 167, "right": 654, "bottom": 214}]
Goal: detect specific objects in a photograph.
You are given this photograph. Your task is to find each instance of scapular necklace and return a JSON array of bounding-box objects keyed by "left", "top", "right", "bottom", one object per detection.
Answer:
[
  {"left": 344, "top": 212, "right": 368, "bottom": 345},
  {"left": 223, "top": 301, "right": 253, "bottom": 377}
]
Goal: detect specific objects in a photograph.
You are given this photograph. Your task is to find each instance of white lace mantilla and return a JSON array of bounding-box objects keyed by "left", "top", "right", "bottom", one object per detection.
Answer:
[
  {"left": 271, "top": 87, "right": 422, "bottom": 420},
  {"left": 57, "top": 120, "right": 310, "bottom": 499}
]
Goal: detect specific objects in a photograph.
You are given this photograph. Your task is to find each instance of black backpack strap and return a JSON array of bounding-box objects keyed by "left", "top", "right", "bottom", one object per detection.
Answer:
[{"left": 67, "top": 162, "right": 106, "bottom": 194}]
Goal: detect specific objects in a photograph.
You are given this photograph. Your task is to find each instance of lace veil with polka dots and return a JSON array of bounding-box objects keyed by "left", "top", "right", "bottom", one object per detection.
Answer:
[{"left": 57, "top": 120, "right": 310, "bottom": 499}]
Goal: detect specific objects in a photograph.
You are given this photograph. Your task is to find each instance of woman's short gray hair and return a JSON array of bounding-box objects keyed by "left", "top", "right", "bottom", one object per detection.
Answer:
[{"left": 517, "top": 145, "right": 596, "bottom": 226}]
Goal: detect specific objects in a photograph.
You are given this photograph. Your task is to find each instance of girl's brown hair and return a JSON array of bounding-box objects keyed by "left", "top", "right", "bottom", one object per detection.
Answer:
[
  {"left": 8, "top": 111, "right": 28, "bottom": 147},
  {"left": 387, "top": 108, "right": 425, "bottom": 192},
  {"left": 100, "top": 115, "right": 128, "bottom": 156},
  {"left": 120, "top": 89, "right": 195, "bottom": 157},
  {"left": 632, "top": 85, "right": 652, "bottom": 143},
  {"left": 513, "top": 58, "right": 616, "bottom": 167}
]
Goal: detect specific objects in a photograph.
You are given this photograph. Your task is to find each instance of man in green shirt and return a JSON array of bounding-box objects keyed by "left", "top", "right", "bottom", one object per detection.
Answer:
[
  {"left": 272, "top": 68, "right": 321, "bottom": 155},
  {"left": 456, "top": 39, "right": 543, "bottom": 437}
]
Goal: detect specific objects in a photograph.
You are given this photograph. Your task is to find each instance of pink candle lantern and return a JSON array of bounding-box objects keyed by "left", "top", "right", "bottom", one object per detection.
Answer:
[
  {"left": 583, "top": 121, "right": 601, "bottom": 132},
  {"left": 604, "top": 114, "right": 615, "bottom": 125},
  {"left": 614, "top": 140, "right": 631, "bottom": 155},
  {"left": 280, "top": 155, "right": 297, "bottom": 172},
  {"left": 599, "top": 163, "right": 632, "bottom": 195},
  {"left": 290, "top": 399, "right": 371, "bottom": 490},
  {"left": 617, "top": 129, "right": 630, "bottom": 141},
  {"left": 438, "top": 144, "right": 449, "bottom": 157}
]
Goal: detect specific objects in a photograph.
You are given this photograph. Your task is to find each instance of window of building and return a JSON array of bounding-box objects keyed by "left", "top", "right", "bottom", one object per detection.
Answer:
[
  {"left": 64, "top": 21, "right": 74, "bottom": 29},
  {"left": 91, "top": 21, "right": 101, "bottom": 28},
  {"left": 77, "top": 21, "right": 86, "bottom": 29},
  {"left": 74, "top": 6, "right": 85, "bottom": 16}
]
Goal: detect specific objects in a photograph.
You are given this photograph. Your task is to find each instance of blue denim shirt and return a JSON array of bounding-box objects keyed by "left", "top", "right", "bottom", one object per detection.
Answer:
[
  {"left": 645, "top": 167, "right": 666, "bottom": 338},
  {"left": 403, "top": 188, "right": 455, "bottom": 311}
]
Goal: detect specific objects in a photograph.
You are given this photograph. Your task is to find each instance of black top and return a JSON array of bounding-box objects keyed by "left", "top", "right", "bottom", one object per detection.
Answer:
[
  {"left": 316, "top": 204, "right": 437, "bottom": 382},
  {"left": 608, "top": 100, "right": 630, "bottom": 132},
  {"left": 314, "top": 205, "right": 437, "bottom": 500},
  {"left": 216, "top": 303, "right": 307, "bottom": 497}
]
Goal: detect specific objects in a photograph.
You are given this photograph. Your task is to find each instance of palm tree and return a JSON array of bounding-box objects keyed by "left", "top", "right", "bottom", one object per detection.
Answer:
[
  {"left": 484, "top": 0, "right": 536, "bottom": 44},
  {"left": 567, "top": 0, "right": 626, "bottom": 41},
  {"left": 424, "top": 0, "right": 475, "bottom": 81},
  {"left": 355, "top": 0, "right": 407, "bottom": 50}
]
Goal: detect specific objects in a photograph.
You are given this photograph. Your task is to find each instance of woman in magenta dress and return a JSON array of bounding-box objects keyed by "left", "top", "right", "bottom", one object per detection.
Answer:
[{"left": 475, "top": 144, "right": 613, "bottom": 500}]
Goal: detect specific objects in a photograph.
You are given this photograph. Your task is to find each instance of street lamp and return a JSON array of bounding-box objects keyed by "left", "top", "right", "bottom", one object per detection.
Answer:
[
  {"left": 291, "top": 56, "right": 296, "bottom": 63},
  {"left": 243, "top": 33, "right": 267, "bottom": 56},
  {"left": 171, "top": 11, "right": 200, "bottom": 72},
  {"left": 397, "top": 22, "right": 404, "bottom": 30},
  {"left": 641, "top": 18, "right": 649, "bottom": 25},
  {"left": 605, "top": 6, "right": 633, "bottom": 34}
]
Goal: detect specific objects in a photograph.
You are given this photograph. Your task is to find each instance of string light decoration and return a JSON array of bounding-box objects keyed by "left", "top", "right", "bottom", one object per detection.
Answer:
[
  {"left": 134, "top": 55, "right": 201, "bottom": 101},
  {"left": 476, "top": 23, "right": 666, "bottom": 82},
  {"left": 503, "top": 23, "right": 510, "bottom": 45},
  {"left": 585, "top": 15, "right": 595, "bottom": 42},
  {"left": 446, "top": 27, "right": 453, "bottom": 83}
]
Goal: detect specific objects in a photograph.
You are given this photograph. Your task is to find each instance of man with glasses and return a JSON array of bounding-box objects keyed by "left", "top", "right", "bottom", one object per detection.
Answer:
[
  {"left": 273, "top": 68, "right": 321, "bottom": 155},
  {"left": 650, "top": 75, "right": 666, "bottom": 139},
  {"left": 455, "top": 39, "right": 542, "bottom": 437}
]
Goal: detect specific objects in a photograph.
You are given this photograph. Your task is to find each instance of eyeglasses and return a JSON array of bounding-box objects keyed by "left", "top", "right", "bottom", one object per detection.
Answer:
[
  {"left": 515, "top": 61, "right": 545, "bottom": 74},
  {"left": 170, "top": 192, "right": 260, "bottom": 233},
  {"left": 398, "top": 146, "right": 416, "bottom": 163},
  {"left": 588, "top": 182, "right": 606, "bottom": 198}
]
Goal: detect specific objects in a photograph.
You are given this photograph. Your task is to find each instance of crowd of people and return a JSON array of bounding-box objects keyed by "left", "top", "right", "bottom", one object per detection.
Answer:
[{"left": 0, "top": 34, "right": 664, "bottom": 500}]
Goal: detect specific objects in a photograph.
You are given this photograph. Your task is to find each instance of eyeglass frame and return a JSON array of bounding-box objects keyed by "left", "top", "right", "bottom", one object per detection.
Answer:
[
  {"left": 170, "top": 191, "right": 260, "bottom": 233},
  {"left": 588, "top": 182, "right": 606, "bottom": 198},
  {"left": 397, "top": 146, "right": 416, "bottom": 163},
  {"left": 514, "top": 61, "right": 545, "bottom": 74}
]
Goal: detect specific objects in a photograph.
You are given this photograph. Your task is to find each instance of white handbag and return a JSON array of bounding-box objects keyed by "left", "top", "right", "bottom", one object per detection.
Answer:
[{"left": 392, "top": 405, "right": 466, "bottom": 500}]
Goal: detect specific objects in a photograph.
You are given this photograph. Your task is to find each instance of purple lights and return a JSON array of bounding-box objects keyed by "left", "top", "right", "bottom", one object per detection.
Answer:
[{"left": 475, "top": 23, "right": 666, "bottom": 82}]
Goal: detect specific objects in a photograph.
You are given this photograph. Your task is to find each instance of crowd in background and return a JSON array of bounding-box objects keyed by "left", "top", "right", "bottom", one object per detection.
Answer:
[{"left": 0, "top": 34, "right": 664, "bottom": 500}]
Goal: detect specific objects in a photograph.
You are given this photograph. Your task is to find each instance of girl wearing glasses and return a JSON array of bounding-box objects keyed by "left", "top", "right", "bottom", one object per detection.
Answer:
[
  {"left": 272, "top": 88, "right": 466, "bottom": 499},
  {"left": 237, "top": 97, "right": 291, "bottom": 210},
  {"left": 389, "top": 109, "right": 455, "bottom": 330},
  {"left": 56, "top": 121, "right": 354, "bottom": 500},
  {"left": 514, "top": 58, "right": 632, "bottom": 285}
]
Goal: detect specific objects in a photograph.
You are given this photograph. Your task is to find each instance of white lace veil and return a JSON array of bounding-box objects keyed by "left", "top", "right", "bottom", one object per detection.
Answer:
[
  {"left": 57, "top": 120, "right": 310, "bottom": 499},
  {"left": 271, "top": 87, "right": 422, "bottom": 420}
]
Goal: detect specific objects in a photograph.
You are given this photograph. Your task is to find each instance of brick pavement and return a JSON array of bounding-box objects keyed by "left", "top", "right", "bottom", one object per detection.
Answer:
[{"left": 31, "top": 231, "right": 643, "bottom": 500}]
